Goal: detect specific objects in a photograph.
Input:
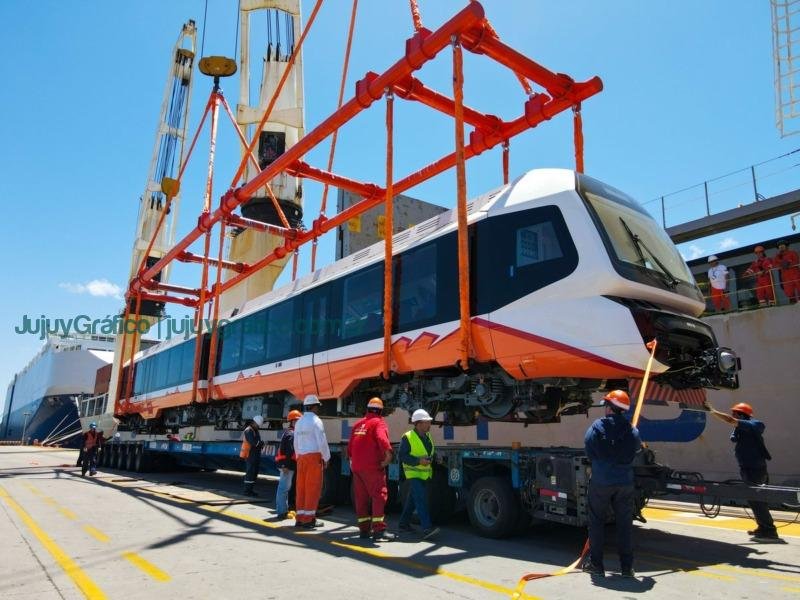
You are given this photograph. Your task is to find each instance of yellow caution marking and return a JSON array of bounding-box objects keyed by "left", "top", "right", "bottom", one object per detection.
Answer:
[
  {"left": 83, "top": 525, "right": 110, "bottom": 543},
  {"left": 0, "top": 485, "right": 107, "bottom": 600},
  {"left": 122, "top": 552, "right": 171, "bottom": 582},
  {"left": 782, "top": 586, "right": 800, "bottom": 594},
  {"left": 636, "top": 557, "right": 737, "bottom": 582},
  {"left": 642, "top": 507, "right": 800, "bottom": 537},
  {"left": 42, "top": 496, "right": 59, "bottom": 507},
  {"left": 23, "top": 483, "right": 42, "bottom": 495},
  {"left": 58, "top": 507, "right": 78, "bottom": 520}
]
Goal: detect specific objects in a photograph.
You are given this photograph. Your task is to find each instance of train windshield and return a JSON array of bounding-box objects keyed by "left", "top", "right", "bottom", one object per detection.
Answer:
[{"left": 577, "top": 174, "right": 694, "bottom": 287}]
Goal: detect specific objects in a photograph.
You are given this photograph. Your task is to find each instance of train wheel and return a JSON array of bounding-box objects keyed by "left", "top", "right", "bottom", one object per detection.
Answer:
[
  {"left": 467, "top": 476, "right": 521, "bottom": 538},
  {"left": 479, "top": 397, "right": 514, "bottom": 419}
]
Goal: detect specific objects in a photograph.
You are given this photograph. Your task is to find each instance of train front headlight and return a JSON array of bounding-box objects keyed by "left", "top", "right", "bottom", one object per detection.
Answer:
[{"left": 717, "top": 349, "right": 739, "bottom": 374}]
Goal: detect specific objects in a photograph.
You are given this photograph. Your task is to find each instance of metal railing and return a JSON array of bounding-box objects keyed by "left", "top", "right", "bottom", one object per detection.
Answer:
[
  {"left": 644, "top": 149, "right": 800, "bottom": 228},
  {"left": 79, "top": 393, "right": 108, "bottom": 418},
  {"left": 699, "top": 267, "right": 797, "bottom": 314}
]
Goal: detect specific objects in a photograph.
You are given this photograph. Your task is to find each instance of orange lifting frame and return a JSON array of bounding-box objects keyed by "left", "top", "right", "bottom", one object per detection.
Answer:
[{"left": 121, "top": 1, "right": 603, "bottom": 408}]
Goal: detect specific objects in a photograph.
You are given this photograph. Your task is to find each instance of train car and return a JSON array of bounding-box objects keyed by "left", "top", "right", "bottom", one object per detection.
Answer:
[{"left": 120, "top": 169, "right": 739, "bottom": 431}]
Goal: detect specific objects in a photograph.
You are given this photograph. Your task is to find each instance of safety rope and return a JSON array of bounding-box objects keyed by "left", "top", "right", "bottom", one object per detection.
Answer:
[
  {"left": 313, "top": 0, "right": 359, "bottom": 272},
  {"left": 573, "top": 104, "right": 584, "bottom": 174},
  {"left": 382, "top": 91, "right": 395, "bottom": 380},
  {"left": 230, "top": 0, "right": 324, "bottom": 189},
  {"left": 512, "top": 340, "right": 658, "bottom": 598},
  {"left": 408, "top": 0, "right": 424, "bottom": 32},
  {"left": 453, "top": 37, "right": 472, "bottom": 371}
]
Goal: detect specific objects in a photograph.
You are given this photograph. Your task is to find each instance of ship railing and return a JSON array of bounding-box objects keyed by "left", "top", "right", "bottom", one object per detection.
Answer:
[{"left": 79, "top": 393, "right": 109, "bottom": 419}]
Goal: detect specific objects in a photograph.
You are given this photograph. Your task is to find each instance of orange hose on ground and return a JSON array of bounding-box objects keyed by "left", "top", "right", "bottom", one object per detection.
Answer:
[
  {"left": 382, "top": 93, "right": 394, "bottom": 380},
  {"left": 453, "top": 39, "right": 471, "bottom": 370},
  {"left": 513, "top": 340, "right": 658, "bottom": 597},
  {"left": 573, "top": 104, "right": 584, "bottom": 174}
]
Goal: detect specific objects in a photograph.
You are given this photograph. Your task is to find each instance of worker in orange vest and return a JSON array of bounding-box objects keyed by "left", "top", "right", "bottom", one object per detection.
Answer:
[
  {"left": 273, "top": 409, "right": 302, "bottom": 519},
  {"left": 743, "top": 245, "right": 775, "bottom": 307},
  {"left": 348, "top": 397, "right": 395, "bottom": 541},
  {"left": 773, "top": 239, "right": 800, "bottom": 303},
  {"left": 240, "top": 415, "right": 264, "bottom": 496},
  {"left": 81, "top": 422, "right": 104, "bottom": 477},
  {"left": 293, "top": 395, "right": 330, "bottom": 528}
]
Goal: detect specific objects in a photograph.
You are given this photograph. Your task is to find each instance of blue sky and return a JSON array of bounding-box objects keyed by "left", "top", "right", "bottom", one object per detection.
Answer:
[{"left": 1, "top": 1, "right": 797, "bottom": 410}]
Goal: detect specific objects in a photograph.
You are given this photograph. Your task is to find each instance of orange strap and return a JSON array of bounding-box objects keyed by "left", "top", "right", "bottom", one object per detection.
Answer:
[
  {"left": 409, "top": 0, "right": 423, "bottom": 32},
  {"left": 382, "top": 92, "right": 395, "bottom": 380},
  {"left": 315, "top": 0, "right": 359, "bottom": 271},
  {"left": 502, "top": 141, "right": 510, "bottom": 185},
  {"left": 453, "top": 39, "right": 471, "bottom": 370},
  {"left": 573, "top": 104, "right": 584, "bottom": 174},
  {"left": 231, "top": 0, "right": 324, "bottom": 188}
]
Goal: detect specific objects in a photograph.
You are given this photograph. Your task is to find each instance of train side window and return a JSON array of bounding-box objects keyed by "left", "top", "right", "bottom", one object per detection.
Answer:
[
  {"left": 396, "top": 242, "right": 437, "bottom": 330},
  {"left": 300, "top": 287, "right": 330, "bottom": 354},
  {"left": 133, "top": 362, "right": 144, "bottom": 395},
  {"left": 341, "top": 264, "right": 383, "bottom": 342},
  {"left": 219, "top": 320, "right": 243, "bottom": 374},
  {"left": 476, "top": 206, "right": 577, "bottom": 314},
  {"left": 143, "top": 357, "right": 153, "bottom": 395},
  {"left": 164, "top": 346, "right": 180, "bottom": 388},
  {"left": 266, "top": 299, "right": 295, "bottom": 361},
  {"left": 241, "top": 311, "right": 267, "bottom": 368},
  {"left": 179, "top": 339, "right": 195, "bottom": 383},
  {"left": 154, "top": 350, "right": 169, "bottom": 391}
]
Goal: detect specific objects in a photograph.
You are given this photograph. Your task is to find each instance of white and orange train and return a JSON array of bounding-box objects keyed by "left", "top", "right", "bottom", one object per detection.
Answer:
[{"left": 120, "top": 169, "right": 739, "bottom": 431}]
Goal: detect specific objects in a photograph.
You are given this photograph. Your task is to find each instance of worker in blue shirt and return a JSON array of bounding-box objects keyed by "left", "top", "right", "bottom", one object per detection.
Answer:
[
  {"left": 583, "top": 390, "right": 642, "bottom": 578},
  {"left": 706, "top": 401, "right": 778, "bottom": 541}
]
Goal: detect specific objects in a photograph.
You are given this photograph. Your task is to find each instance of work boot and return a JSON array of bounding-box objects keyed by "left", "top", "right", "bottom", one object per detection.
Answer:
[
  {"left": 620, "top": 567, "right": 636, "bottom": 578},
  {"left": 243, "top": 490, "right": 258, "bottom": 497},
  {"left": 582, "top": 561, "right": 605, "bottom": 577},
  {"left": 752, "top": 531, "right": 780, "bottom": 542},
  {"left": 421, "top": 527, "right": 440, "bottom": 540},
  {"left": 372, "top": 530, "right": 397, "bottom": 542},
  {"left": 747, "top": 528, "right": 763, "bottom": 536},
  {"left": 302, "top": 519, "right": 324, "bottom": 529}
]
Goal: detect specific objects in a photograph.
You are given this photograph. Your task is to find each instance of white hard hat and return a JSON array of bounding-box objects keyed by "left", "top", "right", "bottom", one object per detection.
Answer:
[
  {"left": 252, "top": 415, "right": 264, "bottom": 426},
  {"left": 303, "top": 394, "right": 320, "bottom": 406},
  {"left": 411, "top": 409, "right": 433, "bottom": 423},
  {"left": 708, "top": 255, "right": 719, "bottom": 263}
]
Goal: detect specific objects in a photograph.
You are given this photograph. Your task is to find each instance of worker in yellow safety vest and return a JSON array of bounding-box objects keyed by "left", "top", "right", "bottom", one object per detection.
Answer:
[{"left": 397, "top": 409, "right": 439, "bottom": 539}]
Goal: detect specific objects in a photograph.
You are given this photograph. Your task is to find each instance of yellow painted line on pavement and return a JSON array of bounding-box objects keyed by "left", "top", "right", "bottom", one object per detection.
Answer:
[
  {"left": 209, "top": 503, "right": 540, "bottom": 600},
  {"left": 83, "top": 525, "right": 110, "bottom": 543},
  {"left": 642, "top": 506, "right": 800, "bottom": 537},
  {"left": 636, "top": 557, "right": 737, "bottom": 582},
  {"left": 0, "top": 485, "right": 107, "bottom": 599},
  {"left": 23, "top": 483, "right": 42, "bottom": 495},
  {"left": 641, "top": 550, "right": 800, "bottom": 584},
  {"left": 122, "top": 552, "right": 171, "bottom": 582},
  {"left": 782, "top": 586, "right": 800, "bottom": 593},
  {"left": 59, "top": 507, "right": 78, "bottom": 521}
]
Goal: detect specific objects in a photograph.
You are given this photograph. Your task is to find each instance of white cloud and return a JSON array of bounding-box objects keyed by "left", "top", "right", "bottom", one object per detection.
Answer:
[
  {"left": 59, "top": 279, "right": 123, "bottom": 299},
  {"left": 718, "top": 237, "right": 739, "bottom": 250},
  {"left": 686, "top": 244, "right": 706, "bottom": 260}
]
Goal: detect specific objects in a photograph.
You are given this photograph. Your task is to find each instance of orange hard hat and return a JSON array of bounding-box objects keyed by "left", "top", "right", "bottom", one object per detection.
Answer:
[
  {"left": 731, "top": 402, "right": 753, "bottom": 416},
  {"left": 754, "top": 245, "right": 765, "bottom": 253},
  {"left": 287, "top": 410, "right": 302, "bottom": 421},
  {"left": 367, "top": 397, "right": 384, "bottom": 410},
  {"left": 603, "top": 390, "right": 631, "bottom": 411}
]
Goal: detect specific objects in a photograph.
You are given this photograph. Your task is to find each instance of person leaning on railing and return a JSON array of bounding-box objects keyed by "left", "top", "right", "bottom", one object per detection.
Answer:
[
  {"left": 773, "top": 239, "right": 800, "bottom": 304},
  {"left": 743, "top": 245, "right": 775, "bottom": 307},
  {"left": 706, "top": 255, "right": 731, "bottom": 312}
]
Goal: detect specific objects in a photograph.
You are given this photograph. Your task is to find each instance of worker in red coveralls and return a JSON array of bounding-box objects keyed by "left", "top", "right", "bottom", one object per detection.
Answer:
[
  {"left": 348, "top": 397, "right": 396, "bottom": 541},
  {"left": 743, "top": 245, "right": 775, "bottom": 307},
  {"left": 773, "top": 239, "right": 800, "bottom": 303}
]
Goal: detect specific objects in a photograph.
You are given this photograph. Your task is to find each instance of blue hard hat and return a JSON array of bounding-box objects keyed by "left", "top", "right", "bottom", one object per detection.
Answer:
[{"left": 90, "top": 422, "right": 97, "bottom": 428}]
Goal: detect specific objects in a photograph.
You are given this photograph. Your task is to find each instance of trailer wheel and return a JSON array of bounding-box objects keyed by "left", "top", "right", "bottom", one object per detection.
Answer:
[
  {"left": 133, "top": 446, "right": 149, "bottom": 473},
  {"left": 111, "top": 445, "right": 121, "bottom": 469},
  {"left": 467, "top": 476, "right": 520, "bottom": 539}
]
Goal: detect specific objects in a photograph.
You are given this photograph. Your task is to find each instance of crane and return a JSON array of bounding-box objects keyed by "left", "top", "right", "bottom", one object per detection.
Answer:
[{"left": 89, "top": 21, "right": 197, "bottom": 434}]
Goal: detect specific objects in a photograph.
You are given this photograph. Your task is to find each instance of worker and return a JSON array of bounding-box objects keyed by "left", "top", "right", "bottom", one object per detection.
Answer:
[
  {"left": 81, "top": 422, "right": 104, "bottom": 477},
  {"left": 773, "top": 239, "right": 800, "bottom": 304},
  {"left": 707, "top": 255, "right": 731, "bottom": 312},
  {"left": 705, "top": 401, "right": 779, "bottom": 542},
  {"left": 240, "top": 415, "right": 264, "bottom": 497},
  {"left": 398, "top": 409, "right": 440, "bottom": 540},
  {"left": 274, "top": 409, "right": 302, "bottom": 519},
  {"left": 583, "top": 390, "right": 642, "bottom": 578},
  {"left": 743, "top": 245, "right": 775, "bottom": 307},
  {"left": 293, "top": 394, "right": 331, "bottom": 529},
  {"left": 348, "top": 397, "right": 395, "bottom": 541}
]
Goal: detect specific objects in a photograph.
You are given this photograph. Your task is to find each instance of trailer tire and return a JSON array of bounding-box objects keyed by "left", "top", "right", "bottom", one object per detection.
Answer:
[
  {"left": 467, "top": 476, "right": 521, "bottom": 539},
  {"left": 111, "top": 445, "right": 121, "bottom": 469}
]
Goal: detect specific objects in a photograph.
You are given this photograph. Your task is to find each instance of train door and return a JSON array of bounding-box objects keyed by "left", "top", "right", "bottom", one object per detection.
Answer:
[{"left": 298, "top": 285, "right": 334, "bottom": 398}]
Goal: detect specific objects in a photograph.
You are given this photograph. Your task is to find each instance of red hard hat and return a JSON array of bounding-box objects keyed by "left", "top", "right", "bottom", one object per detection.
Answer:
[
  {"left": 754, "top": 245, "right": 765, "bottom": 253},
  {"left": 731, "top": 402, "right": 753, "bottom": 416},
  {"left": 287, "top": 410, "right": 302, "bottom": 421},
  {"left": 604, "top": 390, "right": 631, "bottom": 411},
  {"left": 367, "top": 397, "right": 384, "bottom": 410}
]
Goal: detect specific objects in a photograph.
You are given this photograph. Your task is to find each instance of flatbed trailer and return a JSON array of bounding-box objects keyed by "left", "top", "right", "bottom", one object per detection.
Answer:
[{"left": 96, "top": 436, "right": 800, "bottom": 539}]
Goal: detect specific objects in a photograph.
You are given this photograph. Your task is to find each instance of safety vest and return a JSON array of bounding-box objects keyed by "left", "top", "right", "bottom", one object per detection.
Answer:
[
  {"left": 239, "top": 426, "right": 256, "bottom": 459},
  {"left": 402, "top": 430, "right": 434, "bottom": 480}
]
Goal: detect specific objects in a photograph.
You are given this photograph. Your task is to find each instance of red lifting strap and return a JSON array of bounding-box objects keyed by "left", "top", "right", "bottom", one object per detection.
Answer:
[{"left": 573, "top": 104, "right": 584, "bottom": 174}]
